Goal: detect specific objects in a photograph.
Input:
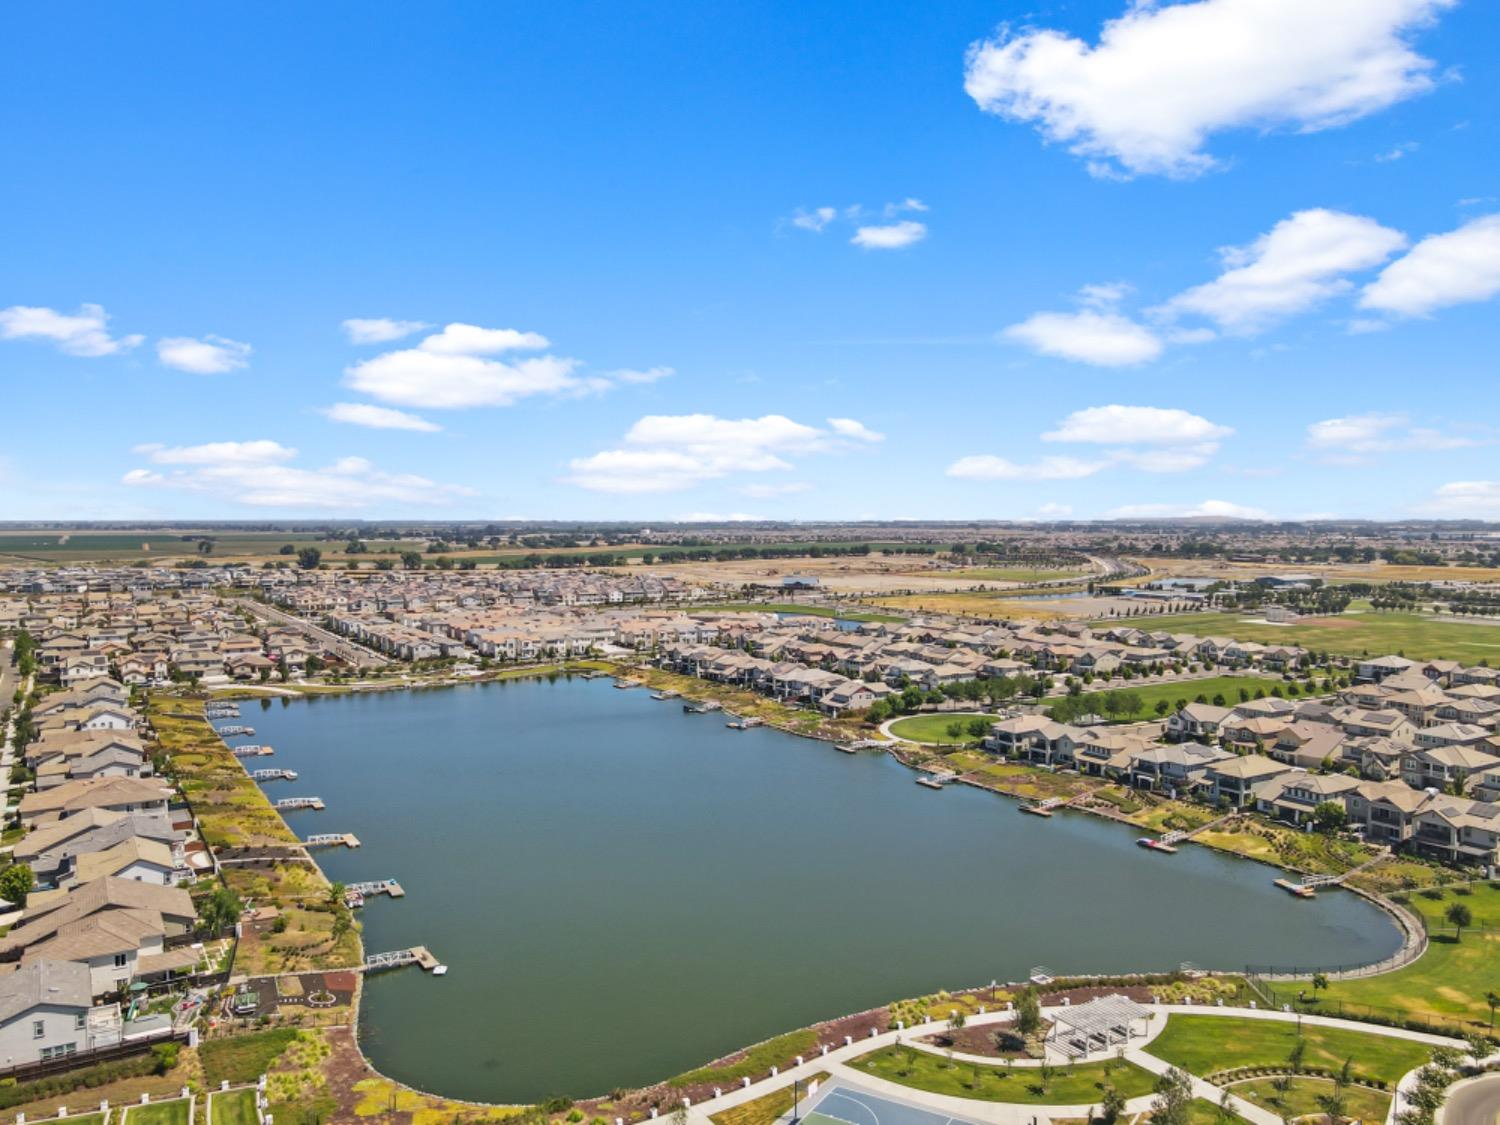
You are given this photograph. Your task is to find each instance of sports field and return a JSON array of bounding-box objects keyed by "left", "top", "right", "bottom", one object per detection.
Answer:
[{"left": 1119, "top": 609, "right": 1500, "bottom": 664}]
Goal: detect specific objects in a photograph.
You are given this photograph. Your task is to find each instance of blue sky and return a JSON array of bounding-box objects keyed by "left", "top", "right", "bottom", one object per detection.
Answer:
[{"left": 2, "top": 0, "right": 1498, "bottom": 522}]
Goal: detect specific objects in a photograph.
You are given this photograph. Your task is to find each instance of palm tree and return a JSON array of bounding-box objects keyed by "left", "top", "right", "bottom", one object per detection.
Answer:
[{"left": 1487, "top": 990, "right": 1499, "bottom": 1029}]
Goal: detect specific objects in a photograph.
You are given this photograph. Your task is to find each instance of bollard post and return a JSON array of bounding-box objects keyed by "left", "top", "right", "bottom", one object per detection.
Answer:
[
  {"left": 221, "top": 1082, "right": 230, "bottom": 1092},
  {"left": 844, "top": 1035, "right": 852, "bottom": 1046},
  {"left": 895, "top": 1021, "right": 903, "bottom": 1030},
  {"left": 141, "top": 1095, "right": 151, "bottom": 1106},
  {"left": 770, "top": 1067, "right": 778, "bottom": 1078},
  {"left": 713, "top": 1090, "right": 721, "bottom": 1100},
  {"left": 796, "top": 1056, "right": 804, "bottom": 1067}
]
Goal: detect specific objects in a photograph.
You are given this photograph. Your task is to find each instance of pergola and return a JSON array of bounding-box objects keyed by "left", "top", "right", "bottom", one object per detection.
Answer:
[{"left": 1047, "top": 995, "right": 1152, "bottom": 1059}]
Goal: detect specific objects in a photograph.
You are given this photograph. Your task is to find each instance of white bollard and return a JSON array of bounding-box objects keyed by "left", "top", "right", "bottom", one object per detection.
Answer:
[
  {"left": 141, "top": 1095, "right": 151, "bottom": 1106},
  {"left": 221, "top": 1081, "right": 230, "bottom": 1092},
  {"left": 896, "top": 1021, "right": 903, "bottom": 1030},
  {"left": 868, "top": 1028, "right": 877, "bottom": 1038},
  {"left": 1184, "top": 996, "right": 1193, "bottom": 1006},
  {"left": 16, "top": 1114, "right": 24, "bottom": 1125},
  {"left": 1217, "top": 998, "right": 1226, "bottom": 1007},
  {"left": 796, "top": 1056, "right": 804, "bottom": 1067},
  {"left": 714, "top": 1090, "right": 721, "bottom": 1099},
  {"left": 979, "top": 1006, "right": 985, "bottom": 1015},
  {"left": 617, "top": 1118, "right": 624, "bottom": 1125},
  {"left": 180, "top": 1088, "right": 189, "bottom": 1100},
  {"left": 1061, "top": 998, "right": 1070, "bottom": 1007},
  {"left": 770, "top": 1067, "right": 778, "bottom": 1078},
  {"left": 1249, "top": 1000, "right": 1257, "bottom": 1009},
  {"left": 844, "top": 1035, "right": 853, "bottom": 1046},
  {"left": 57, "top": 1112, "right": 67, "bottom": 1120},
  {"left": 649, "top": 1109, "right": 658, "bottom": 1119},
  {"left": 1282, "top": 1004, "right": 1291, "bottom": 1013},
  {"left": 1006, "top": 1001, "right": 1014, "bottom": 1012},
  {"left": 682, "top": 1098, "right": 691, "bottom": 1109},
  {"left": 820, "top": 1045, "right": 829, "bottom": 1056},
  {"left": 742, "top": 1077, "right": 751, "bottom": 1089},
  {"left": 100, "top": 1104, "right": 109, "bottom": 1115}
]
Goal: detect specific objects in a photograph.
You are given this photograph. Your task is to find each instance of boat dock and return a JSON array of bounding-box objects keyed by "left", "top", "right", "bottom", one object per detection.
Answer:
[
  {"left": 215, "top": 725, "right": 256, "bottom": 737},
  {"left": 346, "top": 878, "right": 404, "bottom": 902},
  {"left": 683, "top": 700, "right": 722, "bottom": 713},
  {"left": 250, "top": 768, "right": 298, "bottom": 782},
  {"left": 917, "top": 772, "right": 956, "bottom": 790},
  {"left": 304, "top": 833, "right": 360, "bottom": 849},
  {"left": 363, "top": 946, "right": 445, "bottom": 974},
  {"left": 650, "top": 690, "right": 680, "bottom": 701},
  {"left": 1274, "top": 877, "right": 1318, "bottom": 899},
  {"left": 232, "top": 745, "right": 274, "bottom": 757},
  {"left": 1021, "top": 797, "right": 1065, "bottom": 817},
  {"left": 273, "top": 797, "right": 325, "bottom": 811},
  {"left": 726, "top": 716, "right": 764, "bottom": 729}
]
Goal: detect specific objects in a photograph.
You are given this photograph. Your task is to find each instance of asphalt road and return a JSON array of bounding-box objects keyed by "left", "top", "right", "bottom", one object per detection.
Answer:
[{"left": 1444, "top": 1074, "right": 1500, "bottom": 1125}]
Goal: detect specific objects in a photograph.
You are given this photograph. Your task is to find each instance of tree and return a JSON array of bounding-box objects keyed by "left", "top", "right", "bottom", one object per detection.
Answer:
[
  {"left": 1446, "top": 901, "right": 1473, "bottom": 940},
  {"left": 1317, "top": 1083, "right": 1347, "bottom": 1125},
  {"left": 1312, "top": 801, "right": 1348, "bottom": 833},
  {"left": 1486, "top": 990, "right": 1499, "bottom": 1029},
  {"left": 949, "top": 1008, "right": 967, "bottom": 1033},
  {"left": 296, "top": 546, "right": 322, "bottom": 570},
  {"left": 0, "top": 863, "right": 34, "bottom": 906},
  {"left": 400, "top": 551, "right": 423, "bottom": 570},
  {"left": 1100, "top": 1083, "right": 1126, "bottom": 1125},
  {"left": 200, "top": 884, "right": 242, "bottom": 932},
  {"left": 1288, "top": 1037, "right": 1307, "bottom": 1074},
  {"left": 1312, "top": 972, "right": 1329, "bottom": 999},
  {"left": 1014, "top": 987, "right": 1041, "bottom": 1037},
  {"left": 1150, "top": 1067, "right": 1194, "bottom": 1125}
]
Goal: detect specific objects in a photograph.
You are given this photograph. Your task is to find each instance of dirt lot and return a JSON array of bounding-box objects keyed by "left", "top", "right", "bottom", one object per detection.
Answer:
[{"left": 649, "top": 553, "right": 1103, "bottom": 595}]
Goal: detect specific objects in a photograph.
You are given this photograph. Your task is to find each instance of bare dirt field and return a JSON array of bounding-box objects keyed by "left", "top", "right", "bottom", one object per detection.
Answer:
[{"left": 648, "top": 553, "right": 1102, "bottom": 594}]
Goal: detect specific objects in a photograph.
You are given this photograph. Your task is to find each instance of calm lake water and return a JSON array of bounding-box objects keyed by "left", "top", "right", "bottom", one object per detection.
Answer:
[{"left": 242, "top": 678, "right": 1401, "bottom": 1103}]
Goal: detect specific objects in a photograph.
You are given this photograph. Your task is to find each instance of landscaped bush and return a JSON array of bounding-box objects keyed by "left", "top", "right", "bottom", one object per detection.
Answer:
[
  {"left": 0, "top": 1053, "right": 161, "bottom": 1109},
  {"left": 669, "top": 1030, "right": 818, "bottom": 1088}
]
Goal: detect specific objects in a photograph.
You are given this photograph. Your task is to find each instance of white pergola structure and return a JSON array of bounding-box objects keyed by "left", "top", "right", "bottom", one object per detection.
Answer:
[{"left": 1047, "top": 995, "right": 1151, "bottom": 1059}]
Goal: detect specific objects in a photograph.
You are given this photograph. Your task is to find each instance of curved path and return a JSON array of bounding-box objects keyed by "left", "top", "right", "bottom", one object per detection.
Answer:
[
  {"left": 682, "top": 1001, "right": 1462, "bottom": 1125},
  {"left": 1440, "top": 1073, "right": 1500, "bottom": 1125}
]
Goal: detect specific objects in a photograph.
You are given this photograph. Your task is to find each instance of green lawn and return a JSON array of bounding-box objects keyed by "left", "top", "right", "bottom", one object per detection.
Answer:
[
  {"left": 889, "top": 712, "right": 992, "bottom": 745},
  {"left": 199, "top": 1028, "right": 300, "bottom": 1087},
  {"left": 849, "top": 1045, "right": 1158, "bottom": 1104},
  {"left": 1117, "top": 610, "right": 1500, "bottom": 665},
  {"left": 1400, "top": 883, "right": 1500, "bottom": 930},
  {"left": 1062, "top": 675, "right": 1301, "bottom": 722},
  {"left": 1228, "top": 1077, "right": 1390, "bottom": 1125},
  {"left": 691, "top": 603, "right": 904, "bottom": 623},
  {"left": 1145, "top": 1015, "right": 1430, "bottom": 1085},
  {"left": 211, "top": 1088, "right": 260, "bottom": 1125},
  {"left": 124, "top": 1101, "right": 191, "bottom": 1125}
]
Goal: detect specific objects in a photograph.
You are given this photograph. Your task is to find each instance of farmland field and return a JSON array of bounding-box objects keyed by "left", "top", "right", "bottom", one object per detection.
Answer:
[{"left": 1117, "top": 609, "right": 1500, "bottom": 664}]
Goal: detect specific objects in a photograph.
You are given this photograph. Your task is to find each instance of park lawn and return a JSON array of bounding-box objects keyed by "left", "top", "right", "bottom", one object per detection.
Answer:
[
  {"left": 124, "top": 1100, "right": 191, "bottom": 1125},
  {"left": 1400, "top": 884, "right": 1500, "bottom": 930},
  {"left": 1281, "top": 929, "right": 1500, "bottom": 1031},
  {"left": 708, "top": 1073, "right": 830, "bottom": 1125},
  {"left": 1070, "top": 676, "right": 1307, "bottom": 723},
  {"left": 1145, "top": 1015, "right": 1430, "bottom": 1085},
  {"left": 890, "top": 713, "right": 992, "bottom": 745},
  {"left": 1228, "top": 1077, "right": 1390, "bottom": 1125},
  {"left": 211, "top": 1088, "right": 260, "bottom": 1125},
  {"left": 1115, "top": 610, "right": 1500, "bottom": 665},
  {"left": 849, "top": 1045, "right": 1158, "bottom": 1105}
]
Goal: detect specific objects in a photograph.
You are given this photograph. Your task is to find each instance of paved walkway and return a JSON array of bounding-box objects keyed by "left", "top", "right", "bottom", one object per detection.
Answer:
[{"left": 679, "top": 1001, "right": 1462, "bottom": 1125}]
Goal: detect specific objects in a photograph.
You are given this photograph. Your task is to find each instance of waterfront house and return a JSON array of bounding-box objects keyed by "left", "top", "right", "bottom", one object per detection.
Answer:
[
  {"left": 1401, "top": 744, "right": 1500, "bottom": 791},
  {"left": 1127, "top": 742, "right": 1233, "bottom": 795},
  {"left": 0, "top": 960, "right": 123, "bottom": 1067},
  {"left": 1252, "top": 771, "right": 1362, "bottom": 825},
  {"left": 1206, "top": 754, "right": 1296, "bottom": 809},
  {"left": 1409, "top": 796, "right": 1500, "bottom": 866}
]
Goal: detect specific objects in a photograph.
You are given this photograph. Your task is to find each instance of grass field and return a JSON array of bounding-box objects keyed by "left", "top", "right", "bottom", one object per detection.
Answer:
[
  {"left": 210, "top": 1088, "right": 260, "bottom": 1125},
  {"left": 200, "top": 1028, "right": 302, "bottom": 1086},
  {"left": 708, "top": 1073, "right": 831, "bottom": 1125},
  {"left": 1113, "top": 610, "right": 1500, "bottom": 664},
  {"left": 913, "top": 567, "right": 1091, "bottom": 583},
  {"left": 1145, "top": 1015, "right": 1431, "bottom": 1085},
  {"left": 1228, "top": 1076, "right": 1390, "bottom": 1125},
  {"left": 1065, "top": 675, "right": 1298, "bottom": 722},
  {"left": 124, "top": 1100, "right": 191, "bottom": 1125},
  {"left": 849, "top": 1045, "right": 1158, "bottom": 1104},
  {"left": 690, "top": 603, "right": 905, "bottom": 623},
  {"left": 889, "top": 712, "right": 991, "bottom": 745}
]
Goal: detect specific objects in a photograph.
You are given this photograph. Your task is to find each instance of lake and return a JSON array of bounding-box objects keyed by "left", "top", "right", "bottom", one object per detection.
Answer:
[{"left": 240, "top": 678, "right": 1402, "bottom": 1103}]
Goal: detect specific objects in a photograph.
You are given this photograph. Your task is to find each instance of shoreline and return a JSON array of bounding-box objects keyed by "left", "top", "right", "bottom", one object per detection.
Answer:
[{"left": 190, "top": 666, "right": 1432, "bottom": 1111}]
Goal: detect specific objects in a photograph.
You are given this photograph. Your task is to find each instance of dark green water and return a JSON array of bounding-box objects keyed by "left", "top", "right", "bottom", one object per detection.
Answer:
[{"left": 244, "top": 678, "right": 1401, "bottom": 1103}]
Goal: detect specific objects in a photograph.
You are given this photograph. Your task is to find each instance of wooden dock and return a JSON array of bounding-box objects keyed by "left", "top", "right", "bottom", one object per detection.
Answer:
[
  {"left": 304, "top": 833, "right": 360, "bottom": 849},
  {"left": 273, "top": 797, "right": 325, "bottom": 811},
  {"left": 347, "top": 879, "right": 404, "bottom": 900},
  {"left": 363, "top": 945, "right": 445, "bottom": 974}
]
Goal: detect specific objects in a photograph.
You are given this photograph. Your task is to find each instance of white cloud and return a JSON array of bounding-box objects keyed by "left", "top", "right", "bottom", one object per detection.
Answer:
[
  {"left": 341, "top": 318, "right": 431, "bottom": 345},
  {"left": 610, "top": 366, "right": 675, "bottom": 385},
  {"left": 1002, "top": 309, "right": 1163, "bottom": 366},
  {"left": 1306, "top": 412, "right": 1478, "bottom": 458},
  {"left": 946, "top": 454, "right": 1110, "bottom": 481},
  {"left": 850, "top": 220, "right": 927, "bottom": 250},
  {"left": 964, "top": 0, "right": 1454, "bottom": 179},
  {"left": 0, "top": 303, "right": 143, "bottom": 357},
  {"left": 1155, "top": 209, "right": 1407, "bottom": 333},
  {"left": 321, "top": 402, "right": 442, "bottom": 432},
  {"left": 564, "top": 413, "right": 880, "bottom": 493},
  {"left": 123, "top": 440, "right": 474, "bottom": 510},
  {"left": 828, "top": 417, "right": 885, "bottom": 443},
  {"left": 791, "top": 207, "right": 837, "bottom": 232},
  {"left": 1373, "top": 141, "right": 1420, "bottom": 163},
  {"left": 1417, "top": 481, "right": 1500, "bottom": 519},
  {"left": 1043, "top": 405, "right": 1233, "bottom": 445},
  {"left": 1108, "top": 499, "right": 1270, "bottom": 520},
  {"left": 883, "top": 198, "right": 929, "bottom": 217},
  {"left": 345, "top": 348, "right": 580, "bottom": 409},
  {"left": 156, "top": 334, "right": 253, "bottom": 375},
  {"left": 1359, "top": 213, "right": 1500, "bottom": 317},
  {"left": 417, "top": 323, "right": 550, "bottom": 355}
]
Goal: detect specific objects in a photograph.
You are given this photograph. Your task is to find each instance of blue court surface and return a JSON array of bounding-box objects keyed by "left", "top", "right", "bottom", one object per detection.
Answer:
[{"left": 797, "top": 1082, "right": 984, "bottom": 1125}]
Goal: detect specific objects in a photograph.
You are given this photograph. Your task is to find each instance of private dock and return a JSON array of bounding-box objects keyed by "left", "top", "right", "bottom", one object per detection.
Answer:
[
  {"left": 1274, "top": 877, "right": 1318, "bottom": 898},
  {"left": 232, "top": 745, "right": 274, "bottom": 757},
  {"left": 917, "top": 773, "right": 955, "bottom": 790},
  {"left": 1137, "top": 836, "right": 1178, "bottom": 854},
  {"left": 683, "top": 700, "right": 722, "bottom": 713},
  {"left": 273, "top": 797, "right": 325, "bottom": 811},
  {"left": 1021, "top": 797, "right": 1064, "bottom": 817},
  {"left": 346, "top": 879, "right": 404, "bottom": 905},
  {"left": 726, "top": 716, "right": 763, "bottom": 729},
  {"left": 215, "top": 725, "right": 255, "bottom": 737},
  {"left": 304, "top": 833, "right": 360, "bottom": 849},
  {"left": 650, "top": 690, "right": 680, "bottom": 701},
  {"left": 250, "top": 768, "right": 298, "bottom": 782},
  {"left": 363, "top": 946, "right": 445, "bottom": 974}
]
